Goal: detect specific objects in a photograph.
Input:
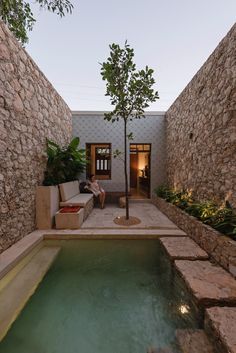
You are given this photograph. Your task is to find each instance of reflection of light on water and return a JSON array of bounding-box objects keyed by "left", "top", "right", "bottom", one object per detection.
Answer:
[{"left": 179, "top": 304, "right": 190, "bottom": 314}]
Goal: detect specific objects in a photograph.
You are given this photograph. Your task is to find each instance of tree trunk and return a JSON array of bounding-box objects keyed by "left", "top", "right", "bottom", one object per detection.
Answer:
[{"left": 124, "top": 118, "right": 129, "bottom": 219}]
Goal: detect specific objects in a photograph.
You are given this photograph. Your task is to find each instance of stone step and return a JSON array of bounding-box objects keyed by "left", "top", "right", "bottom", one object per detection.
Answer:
[
  {"left": 205, "top": 307, "right": 236, "bottom": 353},
  {"left": 0, "top": 246, "right": 60, "bottom": 341},
  {"left": 129, "top": 198, "right": 153, "bottom": 203},
  {"left": 44, "top": 228, "right": 186, "bottom": 239},
  {"left": 176, "top": 329, "right": 215, "bottom": 353},
  {"left": 160, "top": 237, "right": 208, "bottom": 260},
  {"left": 174, "top": 260, "right": 236, "bottom": 306}
]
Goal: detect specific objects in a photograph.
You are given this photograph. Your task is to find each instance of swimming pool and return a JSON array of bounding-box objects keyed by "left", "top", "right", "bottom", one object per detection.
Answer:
[{"left": 0, "top": 240, "right": 200, "bottom": 353}]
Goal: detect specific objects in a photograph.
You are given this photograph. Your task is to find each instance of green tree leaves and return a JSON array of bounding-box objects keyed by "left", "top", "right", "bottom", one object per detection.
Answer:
[
  {"left": 36, "top": 0, "right": 73, "bottom": 17},
  {"left": 0, "top": 0, "right": 73, "bottom": 44},
  {"left": 100, "top": 41, "right": 159, "bottom": 122},
  {"left": 0, "top": 0, "right": 35, "bottom": 44}
]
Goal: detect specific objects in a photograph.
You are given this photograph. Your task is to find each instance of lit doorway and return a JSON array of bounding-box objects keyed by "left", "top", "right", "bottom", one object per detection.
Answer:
[{"left": 130, "top": 144, "right": 151, "bottom": 198}]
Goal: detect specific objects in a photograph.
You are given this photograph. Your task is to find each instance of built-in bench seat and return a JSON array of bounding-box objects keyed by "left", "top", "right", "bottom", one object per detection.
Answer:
[
  {"left": 59, "top": 181, "right": 94, "bottom": 220},
  {"left": 60, "top": 194, "right": 93, "bottom": 207}
]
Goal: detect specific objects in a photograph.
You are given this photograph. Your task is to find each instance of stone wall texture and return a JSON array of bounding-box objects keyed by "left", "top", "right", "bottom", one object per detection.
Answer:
[
  {"left": 153, "top": 197, "right": 236, "bottom": 278},
  {"left": 166, "top": 24, "right": 236, "bottom": 208},
  {"left": 0, "top": 21, "right": 72, "bottom": 253}
]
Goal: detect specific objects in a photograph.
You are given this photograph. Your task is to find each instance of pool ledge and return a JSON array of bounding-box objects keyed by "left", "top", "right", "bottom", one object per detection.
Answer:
[
  {"left": 0, "top": 246, "right": 61, "bottom": 341},
  {"left": 0, "top": 227, "right": 186, "bottom": 280},
  {"left": 0, "top": 231, "right": 45, "bottom": 280}
]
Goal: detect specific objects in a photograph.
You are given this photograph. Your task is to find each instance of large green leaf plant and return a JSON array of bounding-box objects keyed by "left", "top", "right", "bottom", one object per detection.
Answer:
[{"left": 43, "top": 137, "right": 86, "bottom": 186}]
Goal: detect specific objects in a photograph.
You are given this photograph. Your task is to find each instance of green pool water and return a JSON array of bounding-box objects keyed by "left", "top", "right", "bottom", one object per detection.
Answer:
[{"left": 0, "top": 240, "right": 200, "bottom": 353}]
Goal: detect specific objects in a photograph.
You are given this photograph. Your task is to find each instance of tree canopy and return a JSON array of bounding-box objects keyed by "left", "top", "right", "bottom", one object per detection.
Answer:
[{"left": 0, "top": 0, "right": 73, "bottom": 44}]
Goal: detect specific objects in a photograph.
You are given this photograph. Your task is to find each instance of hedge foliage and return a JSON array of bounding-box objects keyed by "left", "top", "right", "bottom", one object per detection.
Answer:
[{"left": 155, "top": 185, "right": 236, "bottom": 240}]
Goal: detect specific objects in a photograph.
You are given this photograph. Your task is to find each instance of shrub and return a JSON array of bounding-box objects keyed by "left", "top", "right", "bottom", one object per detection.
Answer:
[
  {"left": 155, "top": 185, "right": 236, "bottom": 240},
  {"left": 170, "top": 190, "right": 193, "bottom": 210},
  {"left": 208, "top": 205, "right": 236, "bottom": 238},
  {"left": 185, "top": 201, "right": 218, "bottom": 222},
  {"left": 155, "top": 186, "right": 193, "bottom": 208},
  {"left": 155, "top": 185, "right": 171, "bottom": 199}
]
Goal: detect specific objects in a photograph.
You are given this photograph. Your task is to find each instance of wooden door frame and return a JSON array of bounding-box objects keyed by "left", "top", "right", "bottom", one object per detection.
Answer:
[
  {"left": 86, "top": 143, "right": 112, "bottom": 179},
  {"left": 129, "top": 143, "right": 151, "bottom": 198}
]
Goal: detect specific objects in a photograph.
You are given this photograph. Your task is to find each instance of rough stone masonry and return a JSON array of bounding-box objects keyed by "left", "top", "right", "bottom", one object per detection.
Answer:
[
  {"left": 0, "top": 21, "right": 72, "bottom": 253},
  {"left": 166, "top": 23, "right": 236, "bottom": 208}
]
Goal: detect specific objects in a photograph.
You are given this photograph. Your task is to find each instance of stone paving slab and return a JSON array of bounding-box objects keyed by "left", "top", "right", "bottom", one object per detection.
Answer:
[
  {"left": 175, "top": 260, "right": 236, "bottom": 306},
  {"left": 43, "top": 228, "right": 186, "bottom": 240},
  {"left": 160, "top": 237, "right": 208, "bottom": 260},
  {"left": 82, "top": 203, "right": 179, "bottom": 229},
  {"left": 205, "top": 307, "right": 236, "bottom": 353},
  {"left": 176, "top": 329, "right": 214, "bottom": 353}
]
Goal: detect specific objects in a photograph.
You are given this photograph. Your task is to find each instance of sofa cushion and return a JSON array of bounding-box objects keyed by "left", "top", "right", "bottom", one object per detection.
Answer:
[
  {"left": 59, "top": 181, "right": 80, "bottom": 202},
  {"left": 60, "top": 193, "right": 93, "bottom": 207}
]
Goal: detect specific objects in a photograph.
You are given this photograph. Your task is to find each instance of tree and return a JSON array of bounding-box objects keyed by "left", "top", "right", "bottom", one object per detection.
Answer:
[
  {"left": 0, "top": 0, "right": 73, "bottom": 44},
  {"left": 100, "top": 42, "right": 159, "bottom": 221}
]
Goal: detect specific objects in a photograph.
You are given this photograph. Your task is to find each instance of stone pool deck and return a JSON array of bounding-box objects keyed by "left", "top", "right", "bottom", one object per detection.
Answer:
[
  {"left": 160, "top": 237, "right": 209, "bottom": 260},
  {"left": 0, "top": 201, "right": 236, "bottom": 352},
  {"left": 82, "top": 202, "right": 179, "bottom": 229},
  {"left": 160, "top": 235, "right": 236, "bottom": 353}
]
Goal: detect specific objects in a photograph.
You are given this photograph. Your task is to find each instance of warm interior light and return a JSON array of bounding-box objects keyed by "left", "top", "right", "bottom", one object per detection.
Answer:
[{"left": 179, "top": 304, "right": 190, "bottom": 314}]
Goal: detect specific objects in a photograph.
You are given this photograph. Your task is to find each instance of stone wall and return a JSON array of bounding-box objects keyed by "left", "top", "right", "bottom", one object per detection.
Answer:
[
  {"left": 153, "top": 197, "right": 236, "bottom": 278},
  {"left": 166, "top": 24, "right": 236, "bottom": 207},
  {"left": 0, "top": 21, "right": 72, "bottom": 253}
]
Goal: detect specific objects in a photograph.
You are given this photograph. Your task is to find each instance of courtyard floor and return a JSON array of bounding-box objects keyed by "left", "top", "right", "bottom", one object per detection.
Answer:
[{"left": 82, "top": 201, "right": 178, "bottom": 229}]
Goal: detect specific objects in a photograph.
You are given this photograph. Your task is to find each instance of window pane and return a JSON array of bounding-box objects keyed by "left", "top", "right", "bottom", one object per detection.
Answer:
[{"left": 144, "top": 144, "right": 150, "bottom": 151}]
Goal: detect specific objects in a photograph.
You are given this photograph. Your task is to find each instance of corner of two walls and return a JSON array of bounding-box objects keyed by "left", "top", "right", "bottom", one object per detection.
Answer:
[
  {"left": 0, "top": 21, "right": 72, "bottom": 253},
  {"left": 165, "top": 23, "right": 236, "bottom": 208}
]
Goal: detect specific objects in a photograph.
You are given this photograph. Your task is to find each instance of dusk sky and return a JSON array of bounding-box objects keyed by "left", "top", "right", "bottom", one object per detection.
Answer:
[{"left": 26, "top": 0, "right": 236, "bottom": 112}]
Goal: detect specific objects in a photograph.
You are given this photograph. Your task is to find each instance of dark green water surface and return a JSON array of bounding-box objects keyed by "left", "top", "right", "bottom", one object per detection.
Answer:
[{"left": 0, "top": 240, "right": 200, "bottom": 353}]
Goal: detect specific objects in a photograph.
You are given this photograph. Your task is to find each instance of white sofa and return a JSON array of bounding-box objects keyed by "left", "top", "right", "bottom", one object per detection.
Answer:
[{"left": 59, "top": 181, "right": 94, "bottom": 220}]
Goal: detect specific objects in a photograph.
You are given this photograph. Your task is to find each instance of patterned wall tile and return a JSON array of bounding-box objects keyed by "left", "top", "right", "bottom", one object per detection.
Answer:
[{"left": 72, "top": 113, "right": 166, "bottom": 195}]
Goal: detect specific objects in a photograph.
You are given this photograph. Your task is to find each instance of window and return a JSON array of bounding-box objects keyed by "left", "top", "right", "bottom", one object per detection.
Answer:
[
  {"left": 95, "top": 147, "right": 111, "bottom": 175},
  {"left": 86, "top": 143, "right": 111, "bottom": 180},
  {"left": 130, "top": 144, "right": 151, "bottom": 153}
]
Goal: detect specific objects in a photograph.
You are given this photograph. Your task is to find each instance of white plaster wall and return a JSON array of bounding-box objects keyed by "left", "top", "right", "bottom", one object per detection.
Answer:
[{"left": 72, "top": 112, "right": 166, "bottom": 196}]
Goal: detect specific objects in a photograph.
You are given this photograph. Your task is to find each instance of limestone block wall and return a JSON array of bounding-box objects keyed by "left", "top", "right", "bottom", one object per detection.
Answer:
[
  {"left": 0, "top": 21, "right": 72, "bottom": 253},
  {"left": 166, "top": 24, "right": 236, "bottom": 207}
]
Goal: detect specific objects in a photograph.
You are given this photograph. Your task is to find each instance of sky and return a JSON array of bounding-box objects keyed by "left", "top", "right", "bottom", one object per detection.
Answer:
[{"left": 26, "top": 0, "right": 236, "bottom": 112}]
